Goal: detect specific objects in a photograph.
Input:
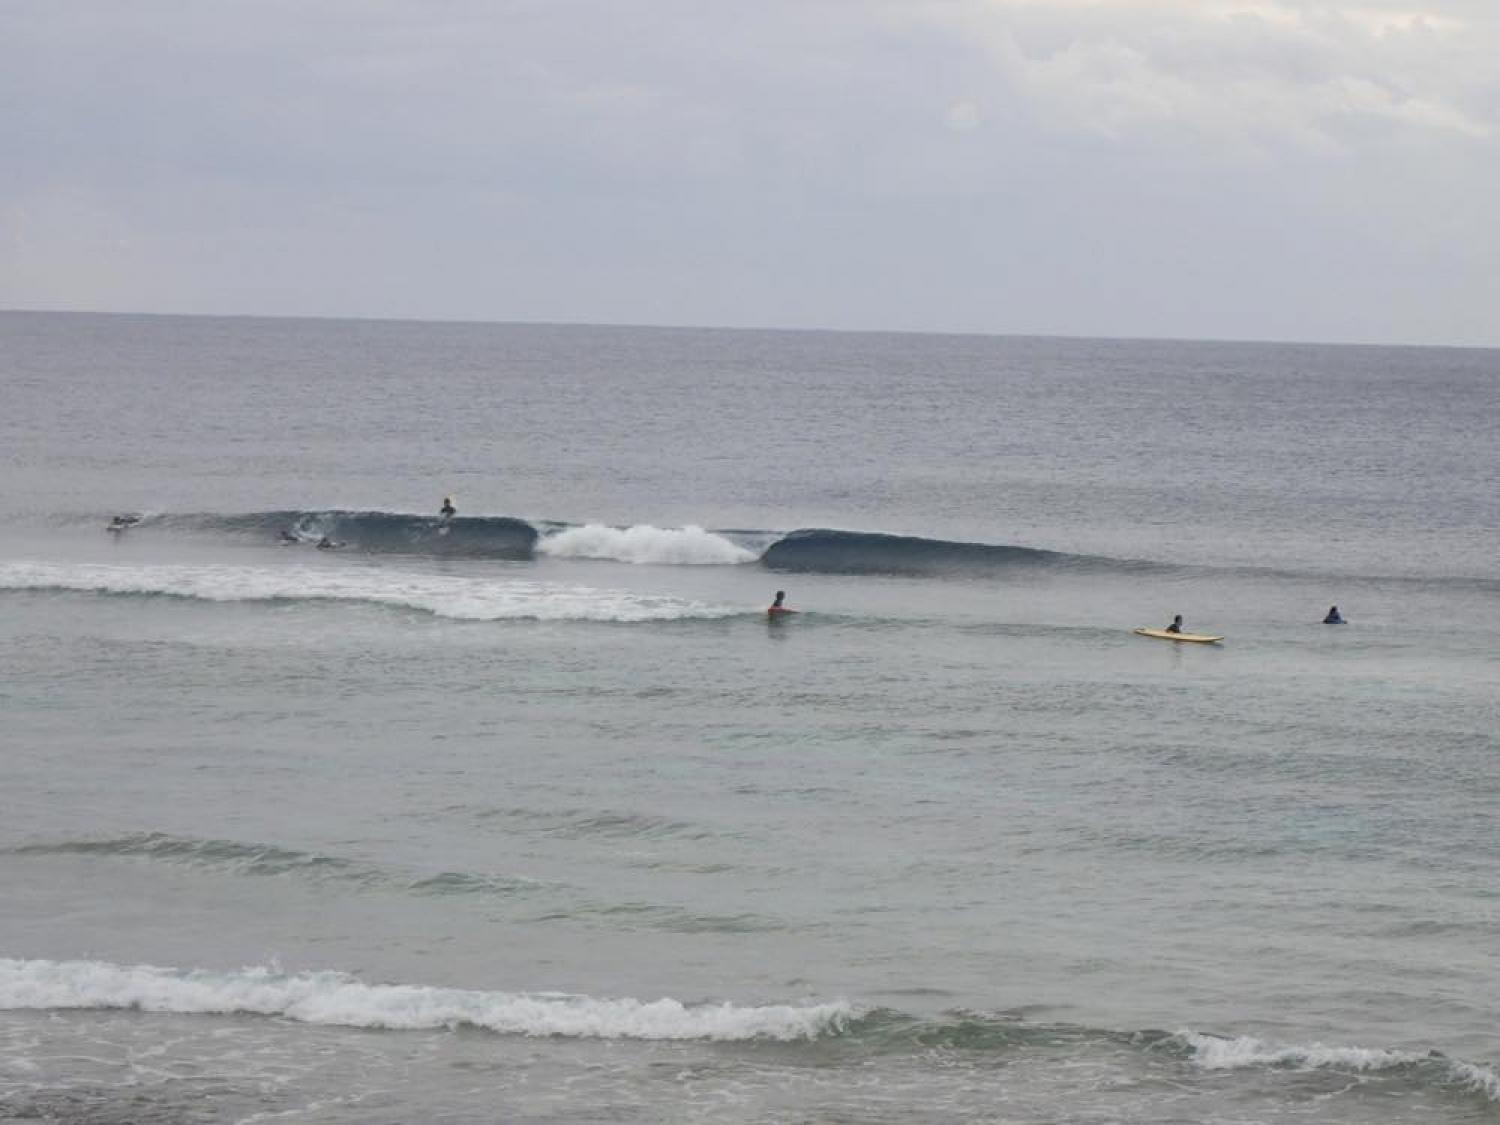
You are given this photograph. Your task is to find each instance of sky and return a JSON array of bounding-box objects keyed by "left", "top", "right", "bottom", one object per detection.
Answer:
[{"left": 2, "top": 1, "right": 1496, "bottom": 345}]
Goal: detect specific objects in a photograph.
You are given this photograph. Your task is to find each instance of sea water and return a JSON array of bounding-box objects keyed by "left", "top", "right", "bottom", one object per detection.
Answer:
[{"left": 1, "top": 311, "right": 1497, "bottom": 1123}]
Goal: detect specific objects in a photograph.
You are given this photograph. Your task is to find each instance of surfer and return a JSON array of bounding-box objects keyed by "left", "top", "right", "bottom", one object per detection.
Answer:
[
  {"left": 1323, "top": 605, "right": 1345, "bottom": 625},
  {"left": 316, "top": 536, "right": 344, "bottom": 550},
  {"left": 440, "top": 497, "right": 456, "bottom": 521},
  {"left": 278, "top": 530, "right": 299, "bottom": 544},
  {"left": 768, "top": 591, "right": 795, "bottom": 617},
  {"left": 1165, "top": 614, "right": 1183, "bottom": 634},
  {"left": 106, "top": 514, "right": 139, "bottom": 533}
]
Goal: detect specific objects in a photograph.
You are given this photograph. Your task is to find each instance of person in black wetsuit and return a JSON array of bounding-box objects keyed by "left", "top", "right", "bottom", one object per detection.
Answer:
[
  {"left": 1165, "top": 614, "right": 1183, "bottom": 634},
  {"left": 1323, "top": 605, "right": 1345, "bottom": 624},
  {"left": 440, "top": 497, "right": 456, "bottom": 521}
]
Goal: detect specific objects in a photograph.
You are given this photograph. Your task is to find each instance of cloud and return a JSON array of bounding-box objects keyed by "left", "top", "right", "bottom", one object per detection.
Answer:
[
  {"left": 0, "top": 0, "right": 1496, "bottom": 343},
  {"left": 899, "top": 0, "right": 1496, "bottom": 152}
]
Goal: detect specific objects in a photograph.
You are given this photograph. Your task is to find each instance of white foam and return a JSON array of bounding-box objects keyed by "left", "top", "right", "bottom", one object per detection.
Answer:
[
  {"left": 1450, "top": 1060, "right": 1500, "bottom": 1101},
  {"left": 1178, "top": 1030, "right": 1500, "bottom": 1102},
  {"left": 1180, "top": 1031, "right": 1414, "bottom": 1071},
  {"left": 0, "top": 959, "right": 852, "bottom": 1041},
  {"left": 0, "top": 561, "right": 743, "bottom": 623},
  {"left": 538, "top": 524, "right": 756, "bottom": 566}
]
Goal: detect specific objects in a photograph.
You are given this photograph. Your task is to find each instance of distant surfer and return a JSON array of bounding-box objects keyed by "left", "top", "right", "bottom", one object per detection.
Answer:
[
  {"left": 1165, "top": 614, "right": 1183, "bottom": 634},
  {"left": 1323, "top": 605, "right": 1345, "bottom": 625},
  {"left": 768, "top": 591, "right": 796, "bottom": 618},
  {"left": 440, "top": 497, "right": 456, "bottom": 521},
  {"left": 316, "top": 536, "right": 344, "bottom": 550},
  {"left": 278, "top": 530, "right": 299, "bottom": 545},
  {"left": 106, "top": 514, "right": 139, "bottom": 533}
]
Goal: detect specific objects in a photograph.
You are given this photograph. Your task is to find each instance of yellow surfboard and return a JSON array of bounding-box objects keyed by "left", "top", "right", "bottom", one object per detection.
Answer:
[{"left": 1133, "top": 627, "right": 1223, "bottom": 644}]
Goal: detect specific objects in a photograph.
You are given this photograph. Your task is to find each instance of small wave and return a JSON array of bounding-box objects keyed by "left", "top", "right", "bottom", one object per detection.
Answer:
[
  {"left": 1176, "top": 1031, "right": 1500, "bottom": 1102},
  {"left": 480, "top": 807, "right": 719, "bottom": 842},
  {"left": 7, "top": 834, "right": 379, "bottom": 885},
  {"left": 1180, "top": 1030, "right": 1418, "bottom": 1071},
  {"left": 405, "top": 872, "right": 541, "bottom": 896},
  {"left": 0, "top": 959, "right": 854, "bottom": 1041},
  {"left": 0, "top": 562, "right": 743, "bottom": 623},
  {"left": 760, "top": 528, "right": 1124, "bottom": 577},
  {"left": 539, "top": 524, "right": 756, "bottom": 566}
]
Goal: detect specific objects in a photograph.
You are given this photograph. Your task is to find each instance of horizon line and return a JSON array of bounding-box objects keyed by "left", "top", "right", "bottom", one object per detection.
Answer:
[{"left": 2, "top": 304, "right": 1493, "bottom": 353}]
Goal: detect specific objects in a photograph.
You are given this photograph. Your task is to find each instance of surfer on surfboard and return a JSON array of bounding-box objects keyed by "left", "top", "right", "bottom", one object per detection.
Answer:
[
  {"left": 1165, "top": 614, "right": 1183, "bottom": 634},
  {"left": 768, "top": 591, "right": 796, "bottom": 618},
  {"left": 439, "top": 497, "right": 456, "bottom": 521}
]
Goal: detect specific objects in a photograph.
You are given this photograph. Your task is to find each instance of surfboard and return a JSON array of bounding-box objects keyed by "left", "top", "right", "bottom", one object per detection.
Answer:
[{"left": 1133, "top": 627, "right": 1223, "bottom": 644}]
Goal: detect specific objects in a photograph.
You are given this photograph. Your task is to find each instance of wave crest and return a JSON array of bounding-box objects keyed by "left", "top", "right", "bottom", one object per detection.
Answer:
[{"left": 0, "top": 959, "right": 854, "bottom": 1041}]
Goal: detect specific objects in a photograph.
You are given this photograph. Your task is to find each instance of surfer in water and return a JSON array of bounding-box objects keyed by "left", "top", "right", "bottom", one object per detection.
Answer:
[
  {"left": 1165, "top": 614, "right": 1183, "bottom": 634},
  {"left": 316, "top": 536, "right": 344, "bottom": 550},
  {"left": 440, "top": 497, "right": 456, "bottom": 521},
  {"left": 278, "top": 530, "right": 299, "bottom": 545},
  {"left": 1323, "top": 605, "right": 1345, "bottom": 625},
  {"left": 768, "top": 591, "right": 795, "bottom": 617},
  {"left": 106, "top": 514, "right": 139, "bottom": 533}
]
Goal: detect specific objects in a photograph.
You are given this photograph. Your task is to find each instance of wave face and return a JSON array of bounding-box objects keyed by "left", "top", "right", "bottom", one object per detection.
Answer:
[
  {"left": 99, "top": 510, "right": 1153, "bottom": 578},
  {"left": 169, "top": 510, "right": 540, "bottom": 558},
  {"left": 0, "top": 562, "right": 743, "bottom": 622},
  {"left": 0, "top": 959, "right": 853, "bottom": 1042},
  {"left": 761, "top": 528, "right": 1088, "bottom": 576},
  {"left": 538, "top": 524, "right": 756, "bottom": 565},
  {"left": 4, "top": 833, "right": 540, "bottom": 898}
]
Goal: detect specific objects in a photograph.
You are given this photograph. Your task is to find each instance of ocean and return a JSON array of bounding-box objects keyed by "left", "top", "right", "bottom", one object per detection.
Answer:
[{"left": 1, "top": 310, "right": 1496, "bottom": 1123}]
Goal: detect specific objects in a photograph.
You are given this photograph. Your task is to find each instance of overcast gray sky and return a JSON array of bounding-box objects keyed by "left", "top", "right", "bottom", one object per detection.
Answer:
[{"left": 2, "top": 1, "right": 1496, "bottom": 344}]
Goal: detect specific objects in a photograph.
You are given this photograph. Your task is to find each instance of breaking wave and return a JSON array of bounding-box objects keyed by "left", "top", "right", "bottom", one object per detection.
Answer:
[
  {"left": 86, "top": 510, "right": 1499, "bottom": 587},
  {"left": 96, "top": 509, "right": 1123, "bottom": 576},
  {"left": 0, "top": 959, "right": 854, "bottom": 1042},
  {"left": 0, "top": 561, "right": 743, "bottom": 622},
  {"left": 1175, "top": 1031, "right": 1500, "bottom": 1101},
  {"left": 0, "top": 958, "right": 1494, "bottom": 1104},
  {"left": 538, "top": 524, "right": 756, "bottom": 565}
]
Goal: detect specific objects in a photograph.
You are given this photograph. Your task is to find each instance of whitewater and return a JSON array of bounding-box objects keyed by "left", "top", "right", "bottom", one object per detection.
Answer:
[{"left": 0, "top": 560, "right": 745, "bottom": 622}]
